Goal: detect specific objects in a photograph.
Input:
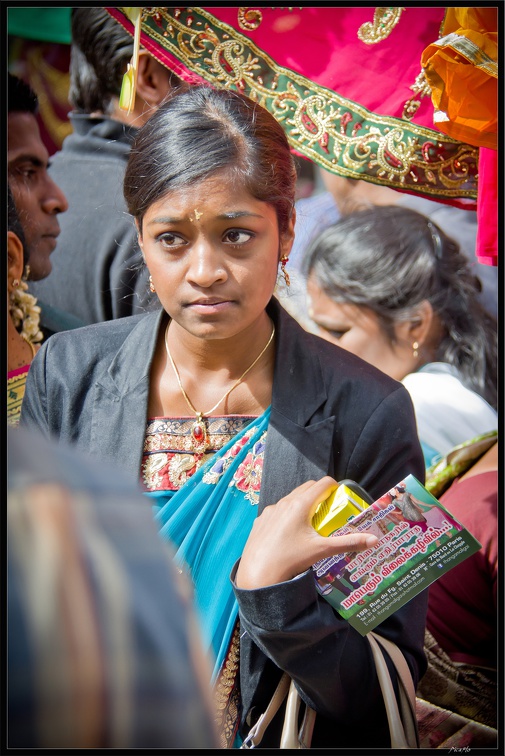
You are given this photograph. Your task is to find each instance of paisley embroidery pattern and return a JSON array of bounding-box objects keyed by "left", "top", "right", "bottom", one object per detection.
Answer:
[
  {"left": 142, "top": 416, "right": 255, "bottom": 492},
  {"left": 357, "top": 7, "right": 404, "bottom": 44},
  {"left": 116, "top": 6, "right": 477, "bottom": 201}
]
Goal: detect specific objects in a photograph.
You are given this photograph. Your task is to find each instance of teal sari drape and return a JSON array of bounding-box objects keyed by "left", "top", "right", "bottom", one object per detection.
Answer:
[{"left": 150, "top": 407, "right": 270, "bottom": 682}]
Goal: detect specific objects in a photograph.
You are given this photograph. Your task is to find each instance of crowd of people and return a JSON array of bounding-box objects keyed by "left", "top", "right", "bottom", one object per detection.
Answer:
[{"left": 7, "top": 7, "right": 498, "bottom": 751}]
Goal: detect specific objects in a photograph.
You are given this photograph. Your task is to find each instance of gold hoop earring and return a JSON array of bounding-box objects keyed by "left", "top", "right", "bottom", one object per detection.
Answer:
[
  {"left": 412, "top": 341, "right": 419, "bottom": 358},
  {"left": 149, "top": 275, "right": 156, "bottom": 293},
  {"left": 12, "top": 279, "right": 20, "bottom": 290},
  {"left": 280, "top": 256, "right": 290, "bottom": 287}
]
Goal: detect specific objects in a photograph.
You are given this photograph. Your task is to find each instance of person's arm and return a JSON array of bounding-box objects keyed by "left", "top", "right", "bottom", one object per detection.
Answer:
[
  {"left": 232, "top": 384, "right": 427, "bottom": 732},
  {"left": 19, "top": 341, "right": 52, "bottom": 437}
]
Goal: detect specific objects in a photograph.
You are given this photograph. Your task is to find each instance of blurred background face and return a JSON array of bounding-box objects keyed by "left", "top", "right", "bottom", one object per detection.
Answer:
[
  {"left": 8, "top": 111, "right": 68, "bottom": 280},
  {"left": 307, "top": 275, "right": 412, "bottom": 381}
]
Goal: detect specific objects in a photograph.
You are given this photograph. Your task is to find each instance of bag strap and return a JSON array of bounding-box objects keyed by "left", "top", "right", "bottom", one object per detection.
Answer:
[
  {"left": 241, "top": 635, "right": 419, "bottom": 749},
  {"left": 240, "top": 672, "right": 291, "bottom": 748},
  {"left": 280, "top": 679, "right": 316, "bottom": 748},
  {"left": 368, "top": 632, "right": 419, "bottom": 748}
]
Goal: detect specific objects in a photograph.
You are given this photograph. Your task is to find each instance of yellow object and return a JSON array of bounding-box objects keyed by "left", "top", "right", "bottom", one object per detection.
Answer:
[
  {"left": 312, "top": 484, "right": 369, "bottom": 537},
  {"left": 119, "top": 7, "right": 142, "bottom": 113}
]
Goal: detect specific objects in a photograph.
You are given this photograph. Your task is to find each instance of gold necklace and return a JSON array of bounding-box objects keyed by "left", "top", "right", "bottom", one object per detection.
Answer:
[
  {"left": 165, "top": 320, "right": 275, "bottom": 452},
  {"left": 21, "top": 334, "right": 37, "bottom": 359}
]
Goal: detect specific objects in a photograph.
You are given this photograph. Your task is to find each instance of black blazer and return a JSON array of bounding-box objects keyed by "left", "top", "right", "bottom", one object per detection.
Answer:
[{"left": 21, "top": 297, "right": 427, "bottom": 747}]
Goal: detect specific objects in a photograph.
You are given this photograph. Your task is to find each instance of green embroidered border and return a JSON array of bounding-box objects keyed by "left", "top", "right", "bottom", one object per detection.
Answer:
[{"left": 120, "top": 7, "right": 478, "bottom": 201}]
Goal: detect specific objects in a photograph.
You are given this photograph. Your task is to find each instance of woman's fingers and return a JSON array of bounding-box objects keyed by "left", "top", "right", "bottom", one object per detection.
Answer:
[{"left": 236, "top": 477, "right": 378, "bottom": 589}]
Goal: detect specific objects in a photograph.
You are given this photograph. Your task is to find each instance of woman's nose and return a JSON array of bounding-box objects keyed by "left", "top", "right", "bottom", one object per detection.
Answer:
[{"left": 186, "top": 239, "right": 227, "bottom": 287}]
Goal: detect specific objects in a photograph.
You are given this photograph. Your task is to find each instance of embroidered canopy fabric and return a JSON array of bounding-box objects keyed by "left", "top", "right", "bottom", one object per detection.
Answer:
[{"left": 106, "top": 6, "right": 479, "bottom": 210}]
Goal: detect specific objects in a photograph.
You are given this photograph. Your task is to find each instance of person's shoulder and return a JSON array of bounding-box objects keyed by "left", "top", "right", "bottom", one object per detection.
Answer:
[
  {"left": 275, "top": 300, "right": 406, "bottom": 398},
  {"left": 317, "top": 333, "right": 405, "bottom": 394},
  {"left": 42, "top": 312, "right": 156, "bottom": 354}
]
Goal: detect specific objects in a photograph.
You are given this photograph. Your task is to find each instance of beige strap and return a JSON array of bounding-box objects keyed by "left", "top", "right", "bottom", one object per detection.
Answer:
[
  {"left": 280, "top": 680, "right": 316, "bottom": 748},
  {"left": 368, "top": 632, "right": 419, "bottom": 748},
  {"left": 241, "top": 635, "right": 418, "bottom": 749},
  {"left": 240, "top": 672, "right": 291, "bottom": 748}
]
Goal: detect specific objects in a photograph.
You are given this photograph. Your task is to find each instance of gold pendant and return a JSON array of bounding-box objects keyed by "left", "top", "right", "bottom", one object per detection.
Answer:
[{"left": 190, "top": 413, "right": 208, "bottom": 453}]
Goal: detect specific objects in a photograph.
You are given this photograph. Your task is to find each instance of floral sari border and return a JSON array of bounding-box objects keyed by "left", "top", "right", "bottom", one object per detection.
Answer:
[{"left": 108, "top": 6, "right": 478, "bottom": 204}]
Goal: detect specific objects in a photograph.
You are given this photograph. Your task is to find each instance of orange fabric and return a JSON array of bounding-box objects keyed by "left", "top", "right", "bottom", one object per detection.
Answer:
[{"left": 421, "top": 8, "right": 497, "bottom": 149}]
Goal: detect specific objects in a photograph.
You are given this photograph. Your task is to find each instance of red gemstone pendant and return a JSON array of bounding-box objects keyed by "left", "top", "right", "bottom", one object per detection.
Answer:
[{"left": 190, "top": 415, "right": 208, "bottom": 452}]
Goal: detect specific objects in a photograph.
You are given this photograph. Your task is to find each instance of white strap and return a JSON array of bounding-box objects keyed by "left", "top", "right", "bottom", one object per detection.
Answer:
[
  {"left": 240, "top": 672, "right": 291, "bottom": 748},
  {"left": 242, "top": 635, "right": 418, "bottom": 749},
  {"left": 280, "top": 680, "right": 316, "bottom": 748},
  {"left": 368, "top": 632, "right": 419, "bottom": 748}
]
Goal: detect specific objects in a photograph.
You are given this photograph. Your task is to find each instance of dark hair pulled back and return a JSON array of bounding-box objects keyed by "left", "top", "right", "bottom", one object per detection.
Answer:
[
  {"left": 305, "top": 205, "right": 497, "bottom": 409},
  {"left": 123, "top": 85, "right": 297, "bottom": 236},
  {"left": 69, "top": 7, "right": 134, "bottom": 113}
]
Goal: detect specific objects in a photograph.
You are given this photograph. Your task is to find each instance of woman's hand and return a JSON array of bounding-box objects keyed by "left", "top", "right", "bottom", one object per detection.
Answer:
[{"left": 235, "top": 476, "right": 378, "bottom": 589}]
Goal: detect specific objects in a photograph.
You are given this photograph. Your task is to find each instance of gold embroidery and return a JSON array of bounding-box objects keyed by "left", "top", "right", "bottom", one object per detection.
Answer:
[
  {"left": 142, "top": 452, "right": 168, "bottom": 489},
  {"left": 357, "top": 7, "right": 404, "bottom": 44},
  {"left": 432, "top": 32, "right": 497, "bottom": 78},
  {"left": 167, "top": 454, "right": 196, "bottom": 488},
  {"left": 402, "top": 70, "right": 432, "bottom": 121},
  {"left": 121, "top": 7, "right": 477, "bottom": 201},
  {"left": 214, "top": 622, "right": 241, "bottom": 748},
  {"left": 238, "top": 8, "right": 263, "bottom": 31},
  {"left": 144, "top": 431, "right": 235, "bottom": 453}
]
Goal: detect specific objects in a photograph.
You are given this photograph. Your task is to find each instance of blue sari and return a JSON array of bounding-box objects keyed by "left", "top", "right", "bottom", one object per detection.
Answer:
[{"left": 150, "top": 407, "right": 271, "bottom": 683}]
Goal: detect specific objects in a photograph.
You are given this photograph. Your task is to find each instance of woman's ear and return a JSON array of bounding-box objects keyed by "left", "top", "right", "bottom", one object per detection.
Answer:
[
  {"left": 8, "top": 231, "right": 25, "bottom": 291},
  {"left": 279, "top": 207, "right": 296, "bottom": 261},
  {"left": 394, "top": 300, "right": 434, "bottom": 351}
]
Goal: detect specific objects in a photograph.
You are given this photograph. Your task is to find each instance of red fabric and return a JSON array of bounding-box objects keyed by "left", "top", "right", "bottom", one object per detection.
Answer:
[
  {"left": 426, "top": 471, "right": 497, "bottom": 668},
  {"left": 476, "top": 147, "right": 498, "bottom": 266}
]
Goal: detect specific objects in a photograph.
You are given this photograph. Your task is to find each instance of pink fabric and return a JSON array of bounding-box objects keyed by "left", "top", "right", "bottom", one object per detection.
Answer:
[
  {"left": 106, "top": 7, "right": 478, "bottom": 212},
  {"left": 476, "top": 147, "right": 498, "bottom": 266},
  {"left": 206, "top": 7, "right": 445, "bottom": 127},
  {"left": 109, "top": 6, "right": 445, "bottom": 128}
]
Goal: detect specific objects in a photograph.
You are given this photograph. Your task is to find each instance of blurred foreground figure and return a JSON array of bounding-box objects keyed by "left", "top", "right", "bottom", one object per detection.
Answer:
[{"left": 7, "top": 425, "right": 217, "bottom": 749}]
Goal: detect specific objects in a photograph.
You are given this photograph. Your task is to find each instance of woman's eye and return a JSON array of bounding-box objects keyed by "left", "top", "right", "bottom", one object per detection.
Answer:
[
  {"left": 223, "top": 229, "right": 253, "bottom": 245},
  {"left": 158, "top": 232, "right": 185, "bottom": 247},
  {"left": 320, "top": 326, "right": 349, "bottom": 340}
]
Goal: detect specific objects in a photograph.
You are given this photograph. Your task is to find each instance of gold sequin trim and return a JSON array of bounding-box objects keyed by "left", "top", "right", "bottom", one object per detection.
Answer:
[
  {"left": 238, "top": 8, "right": 263, "bottom": 31},
  {"left": 357, "top": 7, "right": 404, "bottom": 44},
  {"left": 402, "top": 70, "right": 432, "bottom": 121},
  {"left": 214, "top": 622, "right": 241, "bottom": 748}
]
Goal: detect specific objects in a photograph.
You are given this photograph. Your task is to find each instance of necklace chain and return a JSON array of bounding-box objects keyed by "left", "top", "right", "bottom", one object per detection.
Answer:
[
  {"left": 164, "top": 320, "right": 275, "bottom": 420},
  {"left": 21, "top": 334, "right": 37, "bottom": 359}
]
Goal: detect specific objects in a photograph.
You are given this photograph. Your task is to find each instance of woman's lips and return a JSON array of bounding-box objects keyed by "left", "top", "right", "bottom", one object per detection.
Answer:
[{"left": 186, "top": 299, "right": 234, "bottom": 313}]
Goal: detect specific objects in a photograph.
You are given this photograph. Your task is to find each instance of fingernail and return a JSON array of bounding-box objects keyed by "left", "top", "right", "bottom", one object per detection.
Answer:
[{"left": 365, "top": 535, "right": 379, "bottom": 547}]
